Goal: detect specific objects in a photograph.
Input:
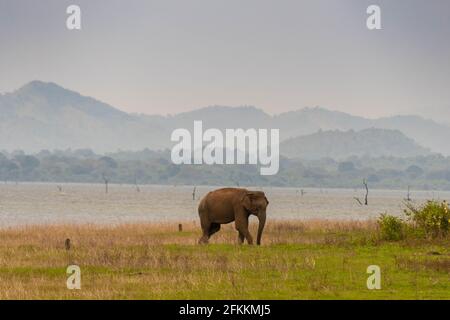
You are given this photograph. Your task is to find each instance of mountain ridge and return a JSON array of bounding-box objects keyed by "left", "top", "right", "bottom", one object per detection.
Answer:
[{"left": 1, "top": 81, "right": 449, "bottom": 156}]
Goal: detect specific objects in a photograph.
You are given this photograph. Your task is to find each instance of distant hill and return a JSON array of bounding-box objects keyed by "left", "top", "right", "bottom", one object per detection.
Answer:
[
  {"left": 1, "top": 81, "right": 450, "bottom": 156},
  {"left": 272, "top": 107, "right": 373, "bottom": 140},
  {"left": 373, "top": 115, "right": 450, "bottom": 157},
  {"left": 280, "top": 128, "right": 431, "bottom": 160},
  {"left": 0, "top": 81, "right": 168, "bottom": 152}
]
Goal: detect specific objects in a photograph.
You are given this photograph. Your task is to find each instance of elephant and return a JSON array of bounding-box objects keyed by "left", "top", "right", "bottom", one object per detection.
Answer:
[{"left": 198, "top": 188, "right": 268, "bottom": 245}]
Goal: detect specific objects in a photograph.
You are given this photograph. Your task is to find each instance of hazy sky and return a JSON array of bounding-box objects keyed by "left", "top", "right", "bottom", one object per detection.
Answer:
[{"left": 1, "top": 0, "right": 449, "bottom": 121}]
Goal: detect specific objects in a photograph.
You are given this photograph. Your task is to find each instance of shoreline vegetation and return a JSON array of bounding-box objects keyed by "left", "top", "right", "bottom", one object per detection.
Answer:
[
  {"left": 0, "top": 218, "right": 448, "bottom": 299},
  {"left": 3, "top": 149, "right": 450, "bottom": 190}
]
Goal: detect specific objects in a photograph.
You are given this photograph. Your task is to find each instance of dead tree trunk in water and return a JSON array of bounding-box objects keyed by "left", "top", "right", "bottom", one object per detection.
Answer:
[
  {"left": 406, "top": 185, "right": 411, "bottom": 201},
  {"left": 134, "top": 176, "right": 140, "bottom": 192},
  {"left": 102, "top": 174, "right": 109, "bottom": 194},
  {"left": 363, "top": 179, "right": 369, "bottom": 206}
]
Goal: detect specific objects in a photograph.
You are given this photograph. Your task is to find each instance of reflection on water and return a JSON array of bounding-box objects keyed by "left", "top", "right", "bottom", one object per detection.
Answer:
[{"left": 0, "top": 183, "right": 448, "bottom": 227}]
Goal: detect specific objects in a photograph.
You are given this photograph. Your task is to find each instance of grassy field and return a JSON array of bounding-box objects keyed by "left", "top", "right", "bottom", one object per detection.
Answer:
[{"left": 0, "top": 220, "right": 448, "bottom": 299}]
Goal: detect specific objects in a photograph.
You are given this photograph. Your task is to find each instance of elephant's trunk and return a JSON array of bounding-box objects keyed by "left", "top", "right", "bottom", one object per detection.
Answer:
[{"left": 256, "top": 213, "right": 266, "bottom": 245}]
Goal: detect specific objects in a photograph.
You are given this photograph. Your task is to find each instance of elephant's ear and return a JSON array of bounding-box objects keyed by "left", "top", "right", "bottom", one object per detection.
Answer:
[{"left": 242, "top": 192, "right": 257, "bottom": 213}]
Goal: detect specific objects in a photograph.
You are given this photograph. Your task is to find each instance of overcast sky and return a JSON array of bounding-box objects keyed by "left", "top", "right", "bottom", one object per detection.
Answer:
[{"left": 1, "top": 0, "right": 449, "bottom": 121}]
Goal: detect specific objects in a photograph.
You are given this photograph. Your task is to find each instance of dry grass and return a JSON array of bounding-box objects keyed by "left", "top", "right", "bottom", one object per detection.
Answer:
[
  {"left": 0, "top": 219, "right": 378, "bottom": 247},
  {"left": 0, "top": 220, "right": 448, "bottom": 300}
]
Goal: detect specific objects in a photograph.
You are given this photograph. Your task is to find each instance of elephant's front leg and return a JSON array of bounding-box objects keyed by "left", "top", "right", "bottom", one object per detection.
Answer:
[
  {"left": 235, "top": 215, "right": 253, "bottom": 245},
  {"left": 237, "top": 231, "right": 245, "bottom": 245},
  {"left": 245, "top": 232, "right": 254, "bottom": 245}
]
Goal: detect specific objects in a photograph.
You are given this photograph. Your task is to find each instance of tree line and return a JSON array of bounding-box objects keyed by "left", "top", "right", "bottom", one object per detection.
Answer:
[{"left": 1, "top": 149, "right": 450, "bottom": 190}]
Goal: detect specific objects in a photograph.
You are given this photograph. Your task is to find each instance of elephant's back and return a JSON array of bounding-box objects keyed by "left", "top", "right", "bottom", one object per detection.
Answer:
[
  {"left": 208, "top": 187, "right": 247, "bottom": 197},
  {"left": 201, "top": 188, "right": 245, "bottom": 211}
]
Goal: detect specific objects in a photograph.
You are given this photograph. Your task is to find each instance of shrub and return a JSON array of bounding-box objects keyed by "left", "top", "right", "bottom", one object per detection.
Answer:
[
  {"left": 377, "top": 214, "right": 405, "bottom": 241},
  {"left": 404, "top": 200, "right": 450, "bottom": 238}
]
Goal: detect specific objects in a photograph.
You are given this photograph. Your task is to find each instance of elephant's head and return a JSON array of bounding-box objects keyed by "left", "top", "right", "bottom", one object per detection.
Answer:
[{"left": 242, "top": 191, "right": 269, "bottom": 245}]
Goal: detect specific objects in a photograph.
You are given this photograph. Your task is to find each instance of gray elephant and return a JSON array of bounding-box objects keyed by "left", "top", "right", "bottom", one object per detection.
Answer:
[{"left": 198, "top": 188, "right": 268, "bottom": 245}]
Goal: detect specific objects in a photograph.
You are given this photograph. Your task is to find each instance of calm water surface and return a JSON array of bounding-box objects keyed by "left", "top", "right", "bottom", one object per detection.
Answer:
[{"left": 0, "top": 183, "right": 448, "bottom": 227}]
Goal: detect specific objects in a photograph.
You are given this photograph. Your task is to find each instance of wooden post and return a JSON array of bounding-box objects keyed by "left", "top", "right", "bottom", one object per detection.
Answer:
[
  {"left": 65, "top": 238, "right": 71, "bottom": 265},
  {"left": 178, "top": 224, "right": 183, "bottom": 232}
]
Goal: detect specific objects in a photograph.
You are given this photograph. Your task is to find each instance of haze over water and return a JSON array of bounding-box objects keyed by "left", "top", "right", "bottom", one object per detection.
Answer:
[{"left": 0, "top": 183, "right": 448, "bottom": 227}]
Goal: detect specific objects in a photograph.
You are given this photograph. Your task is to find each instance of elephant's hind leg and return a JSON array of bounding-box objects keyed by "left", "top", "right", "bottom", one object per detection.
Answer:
[
  {"left": 208, "top": 223, "right": 221, "bottom": 238},
  {"left": 199, "top": 221, "right": 211, "bottom": 244},
  {"left": 199, "top": 229, "right": 210, "bottom": 244},
  {"left": 199, "top": 223, "right": 221, "bottom": 244}
]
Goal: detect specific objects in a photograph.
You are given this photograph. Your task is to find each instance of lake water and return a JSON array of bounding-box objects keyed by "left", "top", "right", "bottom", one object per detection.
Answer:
[{"left": 0, "top": 183, "right": 449, "bottom": 227}]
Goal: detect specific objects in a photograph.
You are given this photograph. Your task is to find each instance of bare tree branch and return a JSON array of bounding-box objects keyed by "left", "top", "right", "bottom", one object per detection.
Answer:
[{"left": 354, "top": 197, "right": 363, "bottom": 206}]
